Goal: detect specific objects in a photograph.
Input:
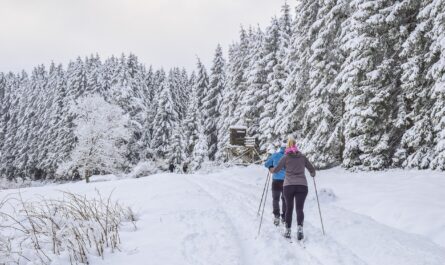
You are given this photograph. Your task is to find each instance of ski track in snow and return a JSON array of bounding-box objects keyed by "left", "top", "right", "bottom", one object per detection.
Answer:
[
  {"left": 185, "top": 167, "right": 445, "bottom": 265},
  {"left": 180, "top": 176, "right": 245, "bottom": 265},
  {"left": 189, "top": 173, "right": 368, "bottom": 265},
  {"left": 2, "top": 166, "right": 445, "bottom": 265}
]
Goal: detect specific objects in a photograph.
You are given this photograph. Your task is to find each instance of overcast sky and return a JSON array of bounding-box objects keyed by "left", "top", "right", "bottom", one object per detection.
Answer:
[{"left": 0, "top": 0, "right": 290, "bottom": 73}]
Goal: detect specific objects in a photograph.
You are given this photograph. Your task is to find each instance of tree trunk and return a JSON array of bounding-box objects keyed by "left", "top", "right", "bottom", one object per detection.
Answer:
[{"left": 85, "top": 169, "right": 90, "bottom": 183}]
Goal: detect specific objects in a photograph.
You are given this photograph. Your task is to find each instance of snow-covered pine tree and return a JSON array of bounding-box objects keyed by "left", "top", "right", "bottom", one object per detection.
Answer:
[
  {"left": 24, "top": 65, "right": 49, "bottom": 179},
  {"left": 429, "top": 0, "right": 445, "bottom": 170},
  {"left": 279, "top": 1, "right": 293, "bottom": 47},
  {"left": 195, "top": 58, "right": 209, "bottom": 110},
  {"left": 337, "top": 0, "right": 419, "bottom": 170},
  {"left": 215, "top": 27, "right": 251, "bottom": 161},
  {"left": 66, "top": 57, "right": 86, "bottom": 99},
  {"left": 180, "top": 68, "right": 192, "bottom": 118},
  {"left": 143, "top": 68, "right": 166, "bottom": 159},
  {"left": 0, "top": 73, "right": 12, "bottom": 179},
  {"left": 0, "top": 73, "right": 24, "bottom": 179},
  {"left": 190, "top": 117, "right": 209, "bottom": 171},
  {"left": 300, "top": 0, "right": 350, "bottom": 169},
  {"left": 258, "top": 17, "right": 283, "bottom": 150},
  {"left": 109, "top": 54, "right": 147, "bottom": 164},
  {"left": 138, "top": 65, "right": 155, "bottom": 159},
  {"left": 278, "top": 0, "right": 293, "bottom": 78},
  {"left": 13, "top": 71, "right": 32, "bottom": 179},
  {"left": 227, "top": 27, "right": 252, "bottom": 126},
  {"left": 431, "top": 89, "right": 445, "bottom": 170},
  {"left": 183, "top": 79, "right": 200, "bottom": 159},
  {"left": 85, "top": 54, "right": 102, "bottom": 94},
  {"left": 39, "top": 63, "right": 71, "bottom": 177},
  {"left": 238, "top": 26, "right": 266, "bottom": 139},
  {"left": 0, "top": 73, "right": 6, "bottom": 156},
  {"left": 393, "top": 0, "right": 436, "bottom": 169},
  {"left": 276, "top": 0, "right": 320, "bottom": 138},
  {"left": 168, "top": 67, "right": 190, "bottom": 121},
  {"left": 100, "top": 56, "right": 116, "bottom": 94},
  {"left": 150, "top": 78, "right": 179, "bottom": 159},
  {"left": 203, "top": 44, "right": 226, "bottom": 160},
  {"left": 264, "top": 3, "right": 293, "bottom": 148},
  {"left": 168, "top": 123, "right": 185, "bottom": 167}
]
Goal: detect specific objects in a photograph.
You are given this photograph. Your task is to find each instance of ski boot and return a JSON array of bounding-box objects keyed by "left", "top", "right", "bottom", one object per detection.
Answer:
[
  {"left": 297, "top": 225, "right": 304, "bottom": 241},
  {"left": 273, "top": 216, "right": 280, "bottom": 226},
  {"left": 283, "top": 228, "right": 291, "bottom": 239}
]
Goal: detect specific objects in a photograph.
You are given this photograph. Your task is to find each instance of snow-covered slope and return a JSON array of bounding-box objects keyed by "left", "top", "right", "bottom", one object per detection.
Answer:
[{"left": 2, "top": 166, "right": 445, "bottom": 265}]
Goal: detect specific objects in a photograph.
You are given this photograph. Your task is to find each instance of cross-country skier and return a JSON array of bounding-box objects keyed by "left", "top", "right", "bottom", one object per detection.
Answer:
[
  {"left": 271, "top": 136, "right": 316, "bottom": 240},
  {"left": 264, "top": 141, "right": 287, "bottom": 226}
]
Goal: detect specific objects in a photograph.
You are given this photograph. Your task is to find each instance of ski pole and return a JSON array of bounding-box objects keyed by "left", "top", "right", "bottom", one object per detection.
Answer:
[
  {"left": 312, "top": 176, "right": 326, "bottom": 236},
  {"left": 257, "top": 171, "right": 271, "bottom": 237},
  {"left": 257, "top": 172, "right": 271, "bottom": 216}
]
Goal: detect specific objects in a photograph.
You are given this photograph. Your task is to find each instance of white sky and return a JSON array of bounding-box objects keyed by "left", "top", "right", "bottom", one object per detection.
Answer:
[{"left": 0, "top": 0, "right": 290, "bottom": 73}]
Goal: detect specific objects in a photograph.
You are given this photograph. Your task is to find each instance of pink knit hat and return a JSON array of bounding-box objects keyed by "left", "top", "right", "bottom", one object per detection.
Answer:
[{"left": 285, "top": 145, "right": 299, "bottom": 154}]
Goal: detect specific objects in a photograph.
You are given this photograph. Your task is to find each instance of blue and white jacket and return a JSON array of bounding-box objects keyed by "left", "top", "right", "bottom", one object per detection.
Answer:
[{"left": 264, "top": 147, "right": 285, "bottom": 180}]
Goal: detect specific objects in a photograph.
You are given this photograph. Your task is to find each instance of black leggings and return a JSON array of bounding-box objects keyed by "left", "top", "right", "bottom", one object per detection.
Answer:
[
  {"left": 283, "top": 185, "right": 308, "bottom": 228},
  {"left": 271, "top": 180, "right": 285, "bottom": 219}
]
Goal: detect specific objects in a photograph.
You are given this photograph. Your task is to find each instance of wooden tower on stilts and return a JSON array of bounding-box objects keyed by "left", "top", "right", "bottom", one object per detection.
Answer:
[{"left": 224, "top": 125, "right": 261, "bottom": 165}]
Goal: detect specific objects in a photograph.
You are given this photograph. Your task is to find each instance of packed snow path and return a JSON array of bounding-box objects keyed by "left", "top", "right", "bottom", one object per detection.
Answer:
[{"left": 3, "top": 166, "right": 445, "bottom": 265}]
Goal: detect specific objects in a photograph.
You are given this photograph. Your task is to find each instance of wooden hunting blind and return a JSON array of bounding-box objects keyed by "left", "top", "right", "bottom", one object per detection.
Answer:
[
  {"left": 230, "top": 126, "right": 247, "bottom": 146},
  {"left": 226, "top": 125, "right": 261, "bottom": 165}
]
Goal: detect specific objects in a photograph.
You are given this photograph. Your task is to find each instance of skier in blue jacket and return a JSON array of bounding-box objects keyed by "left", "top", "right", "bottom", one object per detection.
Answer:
[{"left": 264, "top": 141, "right": 287, "bottom": 226}]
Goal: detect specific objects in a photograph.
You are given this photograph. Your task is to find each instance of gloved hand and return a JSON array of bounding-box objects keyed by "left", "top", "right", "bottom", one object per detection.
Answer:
[
  {"left": 311, "top": 172, "right": 316, "bottom": 178},
  {"left": 269, "top": 167, "right": 274, "bottom": 174}
]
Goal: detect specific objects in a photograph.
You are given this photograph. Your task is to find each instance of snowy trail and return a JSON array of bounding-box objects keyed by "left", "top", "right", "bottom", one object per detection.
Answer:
[
  {"left": 2, "top": 166, "right": 445, "bottom": 265},
  {"left": 185, "top": 167, "right": 445, "bottom": 265},
  {"left": 189, "top": 172, "right": 368, "bottom": 265},
  {"left": 185, "top": 175, "right": 315, "bottom": 265}
]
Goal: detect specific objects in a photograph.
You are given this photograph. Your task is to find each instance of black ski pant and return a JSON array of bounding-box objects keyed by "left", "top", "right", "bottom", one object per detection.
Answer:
[
  {"left": 271, "top": 180, "right": 285, "bottom": 219},
  {"left": 283, "top": 185, "right": 308, "bottom": 228}
]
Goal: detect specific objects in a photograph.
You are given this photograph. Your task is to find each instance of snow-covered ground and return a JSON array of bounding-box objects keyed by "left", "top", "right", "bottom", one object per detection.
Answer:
[{"left": 1, "top": 165, "right": 444, "bottom": 265}]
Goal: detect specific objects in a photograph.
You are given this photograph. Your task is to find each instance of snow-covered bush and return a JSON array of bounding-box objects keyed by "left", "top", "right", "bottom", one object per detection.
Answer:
[
  {"left": 193, "top": 161, "right": 223, "bottom": 174},
  {"left": 0, "top": 191, "right": 137, "bottom": 264},
  {"left": 127, "top": 160, "right": 160, "bottom": 178},
  {"left": 0, "top": 177, "right": 47, "bottom": 190}
]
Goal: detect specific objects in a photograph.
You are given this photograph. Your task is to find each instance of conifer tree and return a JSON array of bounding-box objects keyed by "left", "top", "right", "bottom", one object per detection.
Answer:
[
  {"left": 190, "top": 118, "right": 209, "bottom": 171},
  {"left": 300, "top": 0, "right": 350, "bottom": 168},
  {"left": 150, "top": 78, "right": 179, "bottom": 159},
  {"left": 195, "top": 58, "right": 209, "bottom": 110},
  {"left": 337, "top": 0, "right": 419, "bottom": 170},
  {"left": 393, "top": 0, "right": 436, "bottom": 169},
  {"left": 203, "top": 45, "right": 226, "bottom": 160},
  {"left": 183, "top": 84, "right": 200, "bottom": 159},
  {"left": 238, "top": 27, "right": 266, "bottom": 138},
  {"left": 276, "top": 0, "right": 320, "bottom": 137},
  {"left": 258, "top": 17, "right": 283, "bottom": 149},
  {"left": 429, "top": 0, "right": 445, "bottom": 169}
]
